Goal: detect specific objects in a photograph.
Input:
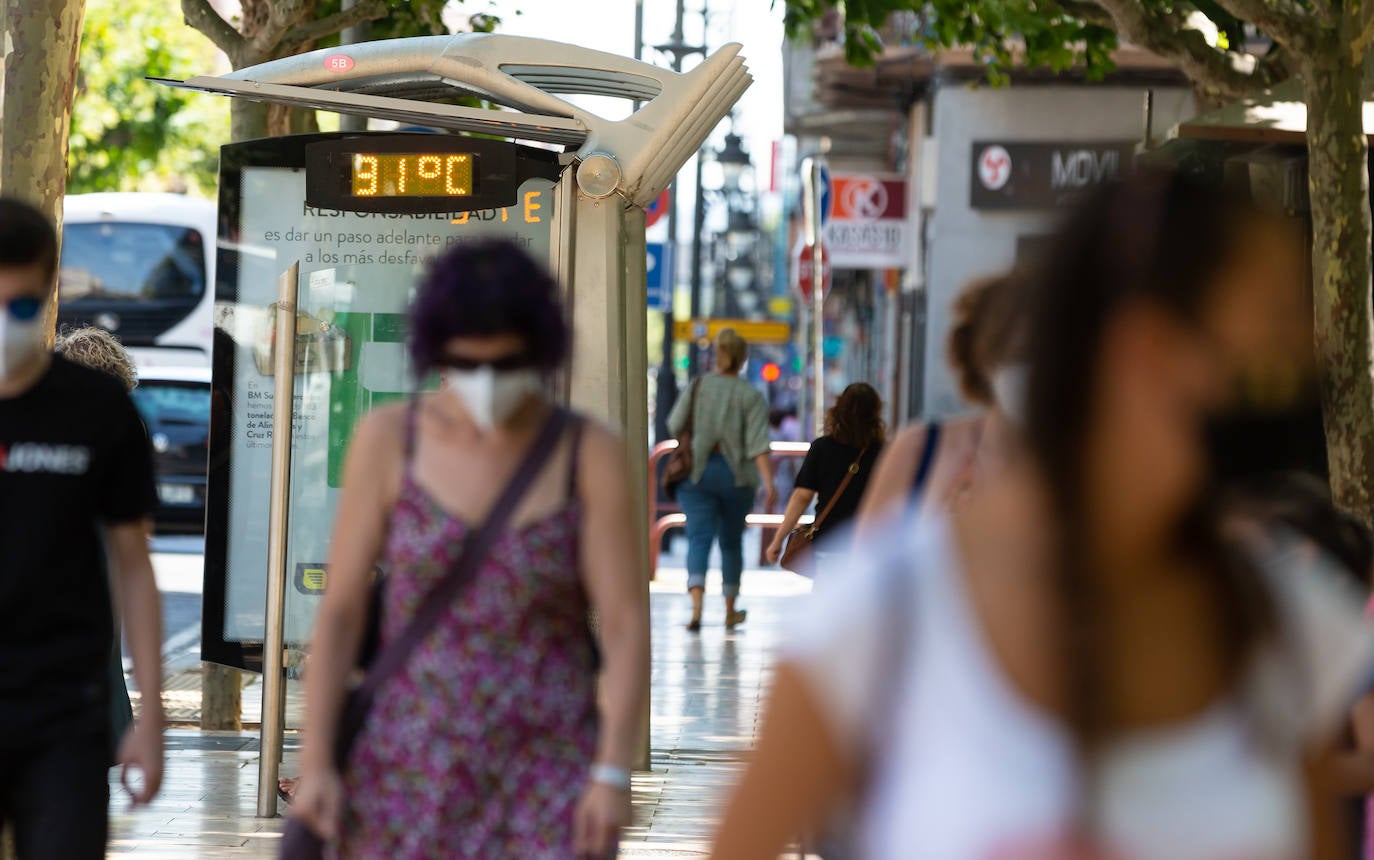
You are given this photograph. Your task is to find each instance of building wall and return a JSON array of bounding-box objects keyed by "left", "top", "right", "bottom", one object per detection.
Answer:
[{"left": 920, "top": 84, "right": 1193, "bottom": 419}]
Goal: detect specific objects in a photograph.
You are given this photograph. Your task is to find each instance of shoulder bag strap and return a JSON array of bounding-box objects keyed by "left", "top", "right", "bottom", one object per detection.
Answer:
[
  {"left": 356, "top": 406, "right": 569, "bottom": 702},
  {"left": 911, "top": 421, "right": 942, "bottom": 498},
  {"left": 810, "top": 445, "right": 868, "bottom": 532},
  {"left": 684, "top": 377, "right": 701, "bottom": 437}
]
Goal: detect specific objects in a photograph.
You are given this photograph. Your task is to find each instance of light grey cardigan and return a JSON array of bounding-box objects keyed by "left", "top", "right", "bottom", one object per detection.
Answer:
[{"left": 667, "top": 374, "right": 772, "bottom": 487}]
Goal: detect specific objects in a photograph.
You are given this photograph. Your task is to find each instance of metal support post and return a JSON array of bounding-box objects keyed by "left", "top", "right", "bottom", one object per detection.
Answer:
[
  {"left": 338, "top": 0, "right": 369, "bottom": 132},
  {"left": 801, "top": 157, "right": 827, "bottom": 437},
  {"left": 688, "top": 147, "right": 706, "bottom": 374},
  {"left": 257, "top": 262, "right": 299, "bottom": 818}
]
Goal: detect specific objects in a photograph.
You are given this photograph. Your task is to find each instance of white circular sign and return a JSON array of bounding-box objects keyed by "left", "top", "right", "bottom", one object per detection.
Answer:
[
  {"left": 978, "top": 145, "right": 1012, "bottom": 191},
  {"left": 843, "top": 178, "right": 889, "bottom": 222}
]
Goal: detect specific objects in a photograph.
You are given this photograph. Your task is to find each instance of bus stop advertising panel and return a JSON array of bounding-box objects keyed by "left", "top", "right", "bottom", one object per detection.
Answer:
[
  {"left": 205, "top": 132, "right": 560, "bottom": 670},
  {"left": 163, "top": 34, "right": 750, "bottom": 808}
]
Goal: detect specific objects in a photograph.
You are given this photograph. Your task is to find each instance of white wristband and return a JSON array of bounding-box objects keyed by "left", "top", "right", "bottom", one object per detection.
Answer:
[{"left": 589, "top": 763, "right": 632, "bottom": 791}]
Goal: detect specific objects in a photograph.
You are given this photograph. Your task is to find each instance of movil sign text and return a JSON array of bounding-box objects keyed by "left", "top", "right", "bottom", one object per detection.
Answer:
[{"left": 1051, "top": 148, "right": 1122, "bottom": 190}]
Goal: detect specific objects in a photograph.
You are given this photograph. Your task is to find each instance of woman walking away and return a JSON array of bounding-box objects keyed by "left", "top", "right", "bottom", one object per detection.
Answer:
[
  {"left": 711, "top": 170, "right": 1374, "bottom": 860},
  {"left": 766, "top": 383, "right": 885, "bottom": 573},
  {"left": 856, "top": 271, "right": 1025, "bottom": 529},
  {"left": 52, "top": 326, "right": 141, "bottom": 769},
  {"left": 290, "top": 239, "right": 649, "bottom": 859},
  {"left": 669, "top": 328, "right": 776, "bottom": 632}
]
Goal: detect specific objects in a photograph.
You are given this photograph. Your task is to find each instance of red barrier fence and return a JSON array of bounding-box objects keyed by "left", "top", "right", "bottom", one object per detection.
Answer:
[{"left": 648, "top": 441, "right": 812, "bottom": 579}]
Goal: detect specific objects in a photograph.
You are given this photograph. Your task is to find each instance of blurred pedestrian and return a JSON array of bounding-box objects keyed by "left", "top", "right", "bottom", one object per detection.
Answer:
[
  {"left": 712, "top": 171, "right": 1373, "bottom": 859},
  {"left": 856, "top": 271, "right": 1025, "bottom": 530},
  {"left": 1228, "top": 472, "right": 1374, "bottom": 860},
  {"left": 52, "top": 326, "right": 141, "bottom": 768},
  {"left": 769, "top": 408, "right": 800, "bottom": 507},
  {"left": 758, "top": 408, "right": 801, "bottom": 566},
  {"left": 289, "top": 239, "right": 649, "bottom": 859},
  {"left": 766, "top": 383, "right": 885, "bottom": 573},
  {"left": 0, "top": 200, "right": 163, "bottom": 860},
  {"left": 668, "top": 328, "right": 777, "bottom": 632}
]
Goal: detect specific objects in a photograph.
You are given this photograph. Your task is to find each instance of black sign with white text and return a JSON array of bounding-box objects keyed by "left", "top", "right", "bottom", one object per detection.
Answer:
[{"left": 970, "top": 142, "right": 1137, "bottom": 210}]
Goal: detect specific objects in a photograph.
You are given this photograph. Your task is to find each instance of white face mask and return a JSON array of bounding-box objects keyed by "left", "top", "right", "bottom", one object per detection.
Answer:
[
  {"left": 443, "top": 366, "right": 543, "bottom": 431},
  {"left": 0, "top": 305, "right": 45, "bottom": 380},
  {"left": 990, "top": 363, "right": 1029, "bottom": 426}
]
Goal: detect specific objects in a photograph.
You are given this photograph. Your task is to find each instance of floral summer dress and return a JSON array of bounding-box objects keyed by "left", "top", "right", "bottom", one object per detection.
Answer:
[{"left": 333, "top": 414, "right": 599, "bottom": 859}]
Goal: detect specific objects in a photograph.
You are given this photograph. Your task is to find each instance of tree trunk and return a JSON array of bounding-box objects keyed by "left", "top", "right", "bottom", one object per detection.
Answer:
[
  {"left": 0, "top": 0, "right": 86, "bottom": 340},
  {"left": 201, "top": 661, "right": 243, "bottom": 731},
  {"left": 232, "top": 98, "right": 271, "bottom": 143},
  {"left": 1305, "top": 57, "right": 1374, "bottom": 526}
]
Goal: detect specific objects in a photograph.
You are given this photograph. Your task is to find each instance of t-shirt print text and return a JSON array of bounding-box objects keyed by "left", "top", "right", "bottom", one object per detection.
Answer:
[{"left": 0, "top": 443, "right": 92, "bottom": 475}]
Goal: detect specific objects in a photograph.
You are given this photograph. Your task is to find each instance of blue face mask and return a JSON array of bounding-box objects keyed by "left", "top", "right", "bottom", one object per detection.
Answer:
[{"left": 0, "top": 296, "right": 44, "bottom": 380}]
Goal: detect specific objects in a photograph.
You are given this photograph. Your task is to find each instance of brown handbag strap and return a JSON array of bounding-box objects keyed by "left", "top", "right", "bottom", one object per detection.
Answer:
[
  {"left": 810, "top": 445, "right": 868, "bottom": 532},
  {"left": 680, "top": 377, "right": 702, "bottom": 440}
]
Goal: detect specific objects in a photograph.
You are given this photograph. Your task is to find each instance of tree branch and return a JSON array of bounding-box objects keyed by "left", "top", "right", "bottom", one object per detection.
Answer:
[
  {"left": 1090, "top": 0, "right": 1289, "bottom": 98},
  {"left": 283, "top": 0, "right": 389, "bottom": 50},
  {"left": 1045, "top": 0, "right": 1117, "bottom": 30},
  {"left": 246, "top": 0, "right": 308, "bottom": 59},
  {"left": 181, "top": 0, "right": 244, "bottom": 59},
  {"left": 1207, "top": 0, "right": 1318, "bottom": 54},
  {"left": 1353, "top": 13, "right": 1374, "bottom": 61}
]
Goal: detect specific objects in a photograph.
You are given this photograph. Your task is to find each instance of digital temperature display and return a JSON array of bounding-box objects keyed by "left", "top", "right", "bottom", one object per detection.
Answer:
[{"left": 351, "top": 153, "right": 474, "bottom": 198}]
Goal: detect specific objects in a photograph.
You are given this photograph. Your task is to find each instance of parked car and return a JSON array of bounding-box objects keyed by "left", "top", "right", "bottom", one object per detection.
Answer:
[{"left": 132, "top": 366, "right": 211, "bottom": 534}]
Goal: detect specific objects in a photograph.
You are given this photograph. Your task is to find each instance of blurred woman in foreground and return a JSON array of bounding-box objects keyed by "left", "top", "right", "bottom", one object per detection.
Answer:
[
  {"left": 291, "top": 240, "right": 648, "bottom": 858},
  {"left": 712, "top": 171, "right": 1374, "bottom": 859}
]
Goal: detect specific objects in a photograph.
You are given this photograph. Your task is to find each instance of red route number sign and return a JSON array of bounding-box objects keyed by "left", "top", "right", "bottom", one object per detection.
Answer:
[{"left": 796, "top": 243, "right": 831, "bottom": 302}]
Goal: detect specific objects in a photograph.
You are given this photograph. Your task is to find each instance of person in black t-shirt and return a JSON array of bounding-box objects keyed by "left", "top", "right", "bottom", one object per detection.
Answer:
[
  {"left": 767, "top": 383, "right": 886, "bottom": 568},
  {"left": 0, "top": 199, "right": 163, "bottom": 860}
]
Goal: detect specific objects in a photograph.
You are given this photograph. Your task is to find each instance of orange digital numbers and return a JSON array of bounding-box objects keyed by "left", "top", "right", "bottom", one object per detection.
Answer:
[{"left": 351, "top": 153, "right": 473, "bottom": 197}]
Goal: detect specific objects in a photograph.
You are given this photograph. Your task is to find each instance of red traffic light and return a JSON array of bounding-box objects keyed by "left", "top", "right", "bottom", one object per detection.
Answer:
[{"left": 761, "top": 362, "right": 782, "bottom": 383}]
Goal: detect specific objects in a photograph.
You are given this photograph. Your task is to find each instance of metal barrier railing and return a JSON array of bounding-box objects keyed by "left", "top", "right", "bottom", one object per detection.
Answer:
[{"left": 648, "top": 440, "right": 812, "bottom": 579}]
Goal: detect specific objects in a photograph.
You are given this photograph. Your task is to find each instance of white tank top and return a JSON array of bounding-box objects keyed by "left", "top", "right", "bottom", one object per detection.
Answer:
[{"left": 786, "top": 514, "right": 1374, "bottom": 860}]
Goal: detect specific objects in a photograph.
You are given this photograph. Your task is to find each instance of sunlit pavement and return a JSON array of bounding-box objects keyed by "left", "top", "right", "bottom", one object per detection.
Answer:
[{"left": 107, "top": 549, "right": 815, "bottom": 858}]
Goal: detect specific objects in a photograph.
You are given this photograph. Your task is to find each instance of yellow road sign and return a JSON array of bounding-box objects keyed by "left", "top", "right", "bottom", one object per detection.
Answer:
[{"left": 672, "top": 318, "right": 792, "bottom": 345}]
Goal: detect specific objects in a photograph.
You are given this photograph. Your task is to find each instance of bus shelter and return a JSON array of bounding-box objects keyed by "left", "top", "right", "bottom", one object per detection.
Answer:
[{"left": 157, "top": 33, "right": 751, "bottom": 815}]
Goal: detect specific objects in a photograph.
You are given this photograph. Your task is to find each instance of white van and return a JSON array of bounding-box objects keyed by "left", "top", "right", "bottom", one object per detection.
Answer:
[{"left": 59, "top": 193, "right": 217, "bottom": 368}]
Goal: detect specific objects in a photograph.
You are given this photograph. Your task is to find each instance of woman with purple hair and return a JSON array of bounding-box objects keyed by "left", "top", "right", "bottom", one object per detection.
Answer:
[{"left": 290, "top": 239, "right": 649, "bottom": 859}]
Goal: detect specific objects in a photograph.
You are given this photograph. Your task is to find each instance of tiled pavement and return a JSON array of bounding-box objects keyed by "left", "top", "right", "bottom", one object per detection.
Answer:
[{"left": 107, "top": 563, "right": 816, "bottom": 858}]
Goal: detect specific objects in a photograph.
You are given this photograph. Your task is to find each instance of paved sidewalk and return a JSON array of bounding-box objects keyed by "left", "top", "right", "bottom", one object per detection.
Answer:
[{"left": 108, "top": 563, "right": 814, "bottom": 858}]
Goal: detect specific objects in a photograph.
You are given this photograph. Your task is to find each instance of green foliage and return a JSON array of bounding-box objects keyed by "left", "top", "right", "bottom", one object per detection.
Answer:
[
  {"left": 782, "top": 0, "right": 1123, "bottom": 82},
  {"left": 312, "top": 0, "right": 502, "bottom": 47},
  {"left": 68, "top": 0, "right": 229, "bottom": 196}
]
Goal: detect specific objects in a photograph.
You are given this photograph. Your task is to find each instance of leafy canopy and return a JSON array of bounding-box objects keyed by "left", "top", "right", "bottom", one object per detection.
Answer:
[
  {"left": 779, "top": 0, "right": 1292, "bottom": 99},
  {"left": 68, "top": 0, "right": 229, "bottom": 196}
]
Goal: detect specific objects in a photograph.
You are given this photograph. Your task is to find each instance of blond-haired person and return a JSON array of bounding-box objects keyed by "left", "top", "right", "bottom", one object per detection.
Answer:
[
  {"left": 667, "top": 329, "right": 776, "bottom": 632},
  {"left": 54, "top": 326, "right": 138, "bottom": 393},
  {"left": 52, "top": 326, "right": 142, "bottom": 775}
]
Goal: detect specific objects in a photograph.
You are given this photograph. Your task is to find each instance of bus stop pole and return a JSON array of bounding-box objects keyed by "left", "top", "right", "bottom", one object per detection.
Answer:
[
  {"left": 801, "top": 157, "right": 827, "bottom": 436},
  {"left": 257, "top": 262, "right": 300, "bottom": 817}
]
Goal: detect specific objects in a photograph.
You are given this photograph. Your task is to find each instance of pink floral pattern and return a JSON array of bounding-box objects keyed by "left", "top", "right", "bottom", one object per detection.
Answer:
[{"left": 332, "top": 474, "right": 598, "bottom": 859}]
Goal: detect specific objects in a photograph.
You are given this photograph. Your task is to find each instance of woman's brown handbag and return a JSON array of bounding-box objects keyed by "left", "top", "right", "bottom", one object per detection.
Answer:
[
  {"left": 660, "top": 379, "right": 701, "bottom": 501},
  {"left": 779, "top": 447, "right": 867, "bottom": 575}
]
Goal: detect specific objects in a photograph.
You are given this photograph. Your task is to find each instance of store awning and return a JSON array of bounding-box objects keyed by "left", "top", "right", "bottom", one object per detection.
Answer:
[{"left": 1172, "top": 78, "right": 1374, "bottom": 144}]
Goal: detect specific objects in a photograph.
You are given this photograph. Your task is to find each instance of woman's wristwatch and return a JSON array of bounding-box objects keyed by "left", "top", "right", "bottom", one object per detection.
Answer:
[{"left": 589, "top": 763, "right": 632, "bottom": 791}]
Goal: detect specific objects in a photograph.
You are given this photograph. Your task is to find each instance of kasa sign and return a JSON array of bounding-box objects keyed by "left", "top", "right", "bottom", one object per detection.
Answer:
[
  {"left": 970, "top": 142, "right": 1136, "bottom": 210},
  {"left": 822, "top": 174, "right": 909, "bottom": 268}
]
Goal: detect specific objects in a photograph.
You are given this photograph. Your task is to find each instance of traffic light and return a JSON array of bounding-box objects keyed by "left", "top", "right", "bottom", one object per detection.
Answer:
[{"left": 761, "top": 362, "right": 781, "bottom": 383}]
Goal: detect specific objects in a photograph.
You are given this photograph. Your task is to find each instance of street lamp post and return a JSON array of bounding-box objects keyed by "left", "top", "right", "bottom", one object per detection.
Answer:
[
  {"left": 696, "top": 129, "right": 758, "bottom": 369},
  {"left": 651, "top": 2, "right": 705, "bottom": 444}
]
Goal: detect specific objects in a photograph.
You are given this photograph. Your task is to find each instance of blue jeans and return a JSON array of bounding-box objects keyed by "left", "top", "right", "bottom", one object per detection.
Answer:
[{"left": 678, "top": 454, "right": 754, "bottom": 598}]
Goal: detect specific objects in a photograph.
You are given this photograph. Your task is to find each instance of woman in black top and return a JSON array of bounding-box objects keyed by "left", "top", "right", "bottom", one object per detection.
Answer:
[{"left": 766, "top": 383, "right": 885, "bottom": 566}]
